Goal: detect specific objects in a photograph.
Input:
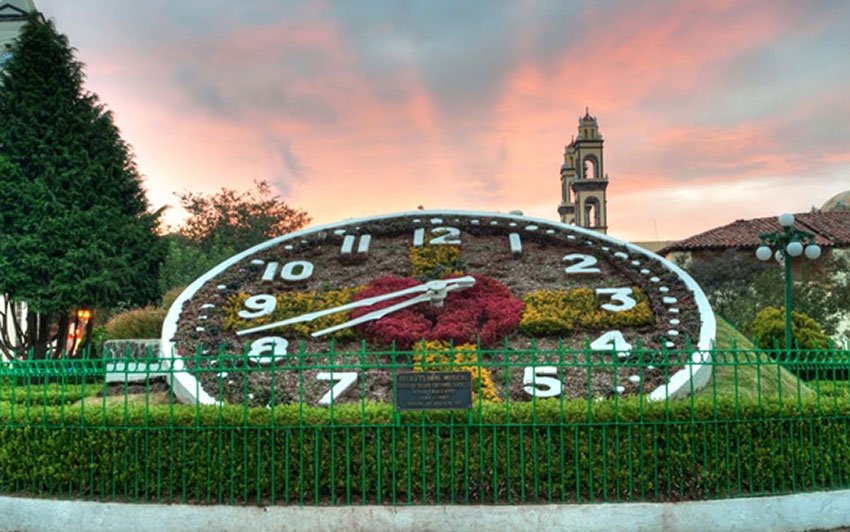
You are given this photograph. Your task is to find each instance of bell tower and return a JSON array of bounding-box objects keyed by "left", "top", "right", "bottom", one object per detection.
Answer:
[{"left": 557, "top": 108, "right": 609, "bottom": 233}]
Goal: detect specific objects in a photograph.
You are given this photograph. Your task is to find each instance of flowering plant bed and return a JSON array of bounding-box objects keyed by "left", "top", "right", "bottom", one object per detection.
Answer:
[{"left": 168, "top": 212, "right": 711, "bottom": 406}]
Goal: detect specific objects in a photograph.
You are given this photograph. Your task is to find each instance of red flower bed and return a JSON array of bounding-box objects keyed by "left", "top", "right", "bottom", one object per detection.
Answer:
[{"left": 350, "top": 274, "right": 523, "bottom": 349}]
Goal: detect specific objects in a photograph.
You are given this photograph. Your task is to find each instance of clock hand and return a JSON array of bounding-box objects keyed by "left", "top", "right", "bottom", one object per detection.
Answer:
[
  {"left": 310, "top": 293, "right": 433, "bottom": 337},
  {"left": 310, "top": 281, "right": 475, "bottom": 337},
  {"left": 235, "top": 276, "right": 476, "bottom": 336}
]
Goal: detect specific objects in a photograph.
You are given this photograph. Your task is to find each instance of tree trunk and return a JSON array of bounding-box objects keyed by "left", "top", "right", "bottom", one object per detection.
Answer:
[
  {"left": 26, "top": 312, "right": 39, "bottom": 359},
  {"left": 79, "top": 316, "right": 95, "bottom": 358},
  {"left": 54, "top": 313, "right": 69, "bottom": 358}
]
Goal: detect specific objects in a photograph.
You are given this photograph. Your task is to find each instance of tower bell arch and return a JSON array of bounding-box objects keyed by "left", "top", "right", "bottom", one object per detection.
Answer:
[{"left": 557, "top": 108, "right": 609, "bottom": 233}]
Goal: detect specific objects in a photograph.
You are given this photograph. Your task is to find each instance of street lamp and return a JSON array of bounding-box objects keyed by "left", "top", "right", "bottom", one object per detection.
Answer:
[{"left": 755, "top": 213, "right": 822, "bottom": 351}]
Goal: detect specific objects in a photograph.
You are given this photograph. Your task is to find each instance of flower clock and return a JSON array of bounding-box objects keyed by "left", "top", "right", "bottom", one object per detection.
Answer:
[{"left": 162, "top": 211, "right": 715, "bottom": 406}]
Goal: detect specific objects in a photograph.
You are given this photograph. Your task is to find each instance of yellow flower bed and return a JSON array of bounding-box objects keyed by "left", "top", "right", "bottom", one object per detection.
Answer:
[
  {"left": 519, "top": 287, "right": 654, "bottom": 336},
  {"left": 412, "top": 341, "right": 501, "bottom": 403},
  {"left": 409, "top": 244, "right": 464, "bottom": 278},
  {"left": 222, "top": 287, "right": 362, "bottom": 340}
]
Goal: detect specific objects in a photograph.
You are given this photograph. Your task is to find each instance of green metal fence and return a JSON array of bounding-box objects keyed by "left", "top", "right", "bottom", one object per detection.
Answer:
[{"left": 1, "top": 344, "right": 849, "bottom": 506}]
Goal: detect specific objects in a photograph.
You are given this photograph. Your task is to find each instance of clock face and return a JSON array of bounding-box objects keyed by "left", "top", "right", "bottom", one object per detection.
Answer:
[{"left": 163, "top": 211, "right": 714, "bottom": 406}]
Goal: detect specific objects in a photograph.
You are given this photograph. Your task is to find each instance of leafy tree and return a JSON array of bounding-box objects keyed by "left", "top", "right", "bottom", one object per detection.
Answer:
[
  {"left": 157, "top": 234, "right": 235, "bottom": 294},
  {"left": 681, "top": 250, "right": 779, "bottom": 336},
  {"left": 0, "top": 14, "right": 165, "bottom": 358},
  {"left": 683, "top": 250, "right": 850, "bottom": 338},
  {"left": 175, "top": 180, "right": 310, "bottom": 251},
  {"left": 158, "top": 181, "right": 310, "bottom": 295}
]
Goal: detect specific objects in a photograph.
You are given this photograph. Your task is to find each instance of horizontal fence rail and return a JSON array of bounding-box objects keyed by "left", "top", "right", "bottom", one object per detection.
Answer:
[{"left": 1, "top": 345, "right": 849, "bottom": 506}]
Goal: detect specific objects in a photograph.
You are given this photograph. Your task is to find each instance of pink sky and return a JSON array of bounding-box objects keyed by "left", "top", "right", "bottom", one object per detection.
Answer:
[{"left": 35, "top": 0, "right": 850, "bottom": 241}]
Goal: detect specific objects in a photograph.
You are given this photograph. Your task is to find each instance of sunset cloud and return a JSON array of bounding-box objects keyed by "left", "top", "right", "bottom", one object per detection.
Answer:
[{"left": 35, "top": 0, "right": 850, "bottom": 241}]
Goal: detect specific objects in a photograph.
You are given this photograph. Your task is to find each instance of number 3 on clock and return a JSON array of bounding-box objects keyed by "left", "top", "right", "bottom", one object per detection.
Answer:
[{"left": 595, "top": 288, "right": 636, "bottom": 311}]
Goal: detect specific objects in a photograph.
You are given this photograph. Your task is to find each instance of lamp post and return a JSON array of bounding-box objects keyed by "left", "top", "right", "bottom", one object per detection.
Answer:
[{"left": 755, "top": 213, "right": 822, "bottom": 351}]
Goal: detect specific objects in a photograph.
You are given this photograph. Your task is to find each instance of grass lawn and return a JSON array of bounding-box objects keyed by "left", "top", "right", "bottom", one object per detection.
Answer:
[{"left": 694, "top": 317, "right": 814, "bottom": 401}]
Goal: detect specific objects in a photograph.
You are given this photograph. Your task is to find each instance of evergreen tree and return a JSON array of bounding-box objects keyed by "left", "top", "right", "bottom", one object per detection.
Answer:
[{"left": 0, "top": 14, "right": 165, "bottom": 358}]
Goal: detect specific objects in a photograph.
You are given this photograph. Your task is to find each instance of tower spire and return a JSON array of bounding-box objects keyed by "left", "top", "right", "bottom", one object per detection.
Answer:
[{"left": 557, "top": 109, "right": 608, "bottom": 233}]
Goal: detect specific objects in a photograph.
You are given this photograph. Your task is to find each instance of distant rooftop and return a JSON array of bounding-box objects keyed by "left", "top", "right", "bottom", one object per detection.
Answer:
[
  {"left": 822, "top": 190, "right": 850, "bottom": 212},
  {"left": 658, "top": 211, "right": 850, "bottom": 255}
]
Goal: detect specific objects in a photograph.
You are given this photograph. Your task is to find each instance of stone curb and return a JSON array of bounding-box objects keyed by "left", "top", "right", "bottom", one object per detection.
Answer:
[{"left": 2, "top": 489, "right": 849, "bottom": 532}]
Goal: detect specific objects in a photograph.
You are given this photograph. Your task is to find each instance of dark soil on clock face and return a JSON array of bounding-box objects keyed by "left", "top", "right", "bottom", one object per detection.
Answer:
[{"left": 171, "top": 215, "right": 704, "bottom": 407}]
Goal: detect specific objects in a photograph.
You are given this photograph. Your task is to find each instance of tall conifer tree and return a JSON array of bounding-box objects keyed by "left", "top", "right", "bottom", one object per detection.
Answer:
[{"left": 0, "top": 14, "right": 165, "bottom": 358}]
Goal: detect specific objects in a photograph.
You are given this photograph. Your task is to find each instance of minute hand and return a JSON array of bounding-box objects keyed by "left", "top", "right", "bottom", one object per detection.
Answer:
[
  {"left": 235, "top": 276, "right": 476, "bottom": 336},
  {"left": 310, "top": 282, "right": 471, "bottom": 337},
  {"left": 310, "top": 293, "right": 434, "bottom": 337}
]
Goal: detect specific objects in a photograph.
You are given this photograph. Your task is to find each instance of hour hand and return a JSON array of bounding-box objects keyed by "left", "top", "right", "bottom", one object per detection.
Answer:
[
  {"left": 235, "top": 283, "right": 430, "bottom": 336},
  {"left": 311, "top": 279, "right": 475, "bottom": 337},
  {"left": 235, "top": 276, "right": 476, "bottom": 336}
]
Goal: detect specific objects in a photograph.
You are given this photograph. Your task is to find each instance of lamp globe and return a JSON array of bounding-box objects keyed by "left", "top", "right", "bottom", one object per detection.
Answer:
[
  {"left": 756, "top": 246, "right": 773, "bottom": 261},
  {"left": 786, "top": 241, "right": 804, "bottom": 257},
  {"left": 805, "top": 244, "right": 822, "bottom": 260}
]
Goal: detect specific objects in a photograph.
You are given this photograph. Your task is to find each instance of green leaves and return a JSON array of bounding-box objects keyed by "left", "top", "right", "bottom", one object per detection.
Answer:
[
  {"left": 0, "top": 15, "right": 165, "bottom": 356},
  {"left": 174, "top": 179, "right": 310, "bottom": 252}
]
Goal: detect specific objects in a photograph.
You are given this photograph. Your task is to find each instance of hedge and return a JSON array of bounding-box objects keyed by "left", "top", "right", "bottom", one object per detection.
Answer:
[{"left": 1, "top": 396, "right": 849, "bottom": 505}]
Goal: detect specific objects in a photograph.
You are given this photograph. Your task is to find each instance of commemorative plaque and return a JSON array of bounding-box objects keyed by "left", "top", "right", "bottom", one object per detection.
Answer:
[{"left": 395, "top": 372, "right": 472, "bottom": 411}]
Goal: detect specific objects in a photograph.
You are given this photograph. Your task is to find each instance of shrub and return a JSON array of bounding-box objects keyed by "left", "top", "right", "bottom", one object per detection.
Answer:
[
  {"left": 752, "top": 307, "right": 836, "bottom": 379},
  {"left": 519, "top": 287, "right": 654, "bottom": 336},
  {"left": 103, "top": 306, "right": 166, "bottom": 340},
  {"left": 409, "top": 244, "right": 464, "bottom": 278},
  {"left": 352, "top": 274, "right": 523, "bottom": 349},
  {"left": 222, "top": 287, "right": 361, "bottom": 340},
  {"left": 1, "top": 397, "right": 849, "bottom": 505},
  {"left": 412, "top": 341, "right": 501, "bottom": 402},
  {"left": 89, "top": 326, "right": 111, "bottom": 357},
  {"left": 752, "top": 307, "right": 831, "bottom": 350},
  {"left": 161, "top": 285, "right": 185, "bottom": 310}
]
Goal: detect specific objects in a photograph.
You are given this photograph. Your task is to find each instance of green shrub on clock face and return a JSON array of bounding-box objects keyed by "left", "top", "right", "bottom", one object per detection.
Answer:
[
  {"left": 519, "top": 287, "right": 654, "bottom": 336},
  {"left": 409, "top": 244, "right": 464, "bottom": 278},
  {"left": 223, "top": 287, "right": 362, "bottom": 340}
]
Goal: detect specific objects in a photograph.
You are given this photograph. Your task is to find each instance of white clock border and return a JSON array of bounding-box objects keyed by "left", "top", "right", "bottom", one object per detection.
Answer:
[{"left": 161, "top": 210, "right": 716, "bottom": 405}]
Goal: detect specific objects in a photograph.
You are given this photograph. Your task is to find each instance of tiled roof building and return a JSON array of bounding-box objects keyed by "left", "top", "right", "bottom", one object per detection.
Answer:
[{"left": 659, "top": 211, "right": 850, "bottom": 256}]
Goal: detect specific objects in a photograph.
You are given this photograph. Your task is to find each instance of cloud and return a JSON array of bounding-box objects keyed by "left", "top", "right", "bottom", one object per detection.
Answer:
[{"left": 31, "top": 0, "right": 850, "bottom": 239}]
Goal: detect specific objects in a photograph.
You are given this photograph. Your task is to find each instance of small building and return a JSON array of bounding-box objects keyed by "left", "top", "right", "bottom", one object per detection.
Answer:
[
  {"left": 0, "top": 1, "right": 38, "bottom": 62},
  {"left": 658, "top": 193, "right": 850, "bottom": 275}
]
